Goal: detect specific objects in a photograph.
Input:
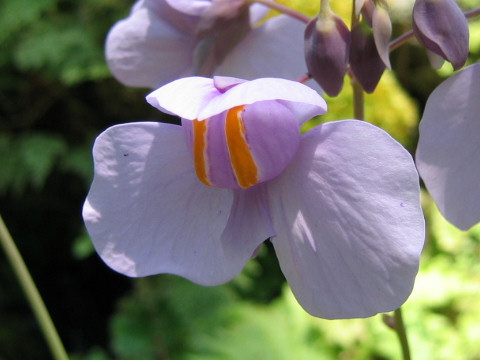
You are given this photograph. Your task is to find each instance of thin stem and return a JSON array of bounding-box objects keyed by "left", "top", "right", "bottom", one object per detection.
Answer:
[
  {"left": 251, "top": 0, "right": 311, "bottom": 23},
  {"left": 350, "top": 0, "right": 360, "bottom": 29},
  {"left": 352, "top": 77, "right": 365, "bottom": 120},
  {"left": 389, "top": 7, "right": 480, "bottom": 52},
  {"left": 350, "top": 0, "right": 364, "bottom": 120},
  {"left": 389, "top": 30, "right": 414, "bottom": 52},
  {"left": 320, "top": 0, "right": 331, "bottom": 15},
  {"left": 0, "top": 214, "right": 69, "bottom": 360},
  {"left": 465, "top": 7, "right": 480, "bottom": 19},
  {"left": 394, "top": 308, "right": 411, "bottom": 360}
]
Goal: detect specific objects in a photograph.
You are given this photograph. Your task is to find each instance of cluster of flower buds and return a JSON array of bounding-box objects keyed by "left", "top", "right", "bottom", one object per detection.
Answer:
[
  {"left": 305, "top": 0, "right": 471, "bottom": 96},
  {"left": 304, "top": 0, "right": 392, "bottom": 95}
]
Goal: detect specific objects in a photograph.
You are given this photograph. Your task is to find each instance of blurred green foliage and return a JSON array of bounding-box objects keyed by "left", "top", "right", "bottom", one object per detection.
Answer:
[{"left": 0, "top": 0, "right": 480, "bottom": 360}]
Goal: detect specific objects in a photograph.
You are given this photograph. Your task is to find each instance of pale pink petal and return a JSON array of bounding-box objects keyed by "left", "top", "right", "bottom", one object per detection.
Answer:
[
  {"left": 267, "top": 120, "right": 424, "bottom": 319},
  {"left": 83, "top": 122, "right": 265, "bottom": 285},
  {"left": 416, "top": 63, "right": 480, "bottom": 230},
  {"left": 105, "top": 5, "right": 196, "bottom": 88}
]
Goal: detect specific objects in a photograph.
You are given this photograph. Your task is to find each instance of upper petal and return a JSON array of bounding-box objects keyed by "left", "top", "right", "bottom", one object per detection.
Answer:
[
  {"left": 164, "top": 0, "right": 210, "bottom": 15},
  {"left": 105, "top": 3, "right": 197, "bottom": 88},
  {"left": 267, "top": 120, "right": 425, "bottom": 319},
  {"left": 416, "top": 63, "right": 480, "bottom": 230},
  {"left": 83, "top": 122, "right": 265, "bottom": 285},
  {"left": 146, "top": 77, "right": 221, "bottom": 118},
  {"left": 146, "top": 76, "right": 326, "bottom": 122},
  {"left": 215, "top": 15, "right": 315, "bottom": 87}
]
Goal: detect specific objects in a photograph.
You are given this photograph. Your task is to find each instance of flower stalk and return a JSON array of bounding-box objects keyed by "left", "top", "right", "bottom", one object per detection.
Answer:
[
  {"left": 351, "top": 0, "right": 364, "bottom": 119},
  {"left": 0, "top": 214, "right": 69, "bottom": 360},
  {"left": 394, "top": 308, "right": 411, "bottom": 360},
  {"left": 352, "top": 77, "right": 365, "bottom": 120},
  {"left": 252, "top": 0, "right": 311, "bottom": 23}
]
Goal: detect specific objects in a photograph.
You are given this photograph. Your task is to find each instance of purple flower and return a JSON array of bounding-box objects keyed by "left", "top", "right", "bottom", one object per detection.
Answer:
[
  {"left": 416, "top": 63, "right": 480, "bottom": 230},
  {"left": 83, "top": 76, "right": 425, "bottom": 319},
  {"left": 105, "top": 0, "right": 311, "bottom": 89}
]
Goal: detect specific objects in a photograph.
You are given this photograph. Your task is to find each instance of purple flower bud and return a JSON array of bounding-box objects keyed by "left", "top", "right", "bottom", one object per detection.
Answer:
[
  {"left": 372, "top": 6, "right": 392, "bottom": 69},
  {"left": 360, "top": 0, "right": 375, "bottom": 27},
  {"left": 355, "top": 0, "right": 367, "bottom": 17},
  {"left": 349, "top": 22, "right": 386, "bottom": 93},
  {"left": 412, "top": 0, "right": 469, "bottom": 70},
  {"left": 304, "top": 14, "right": 350, "bottom": 96}
]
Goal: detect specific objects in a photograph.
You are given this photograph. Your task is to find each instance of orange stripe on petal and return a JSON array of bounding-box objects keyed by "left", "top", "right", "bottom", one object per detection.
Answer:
[
  {"left": 193, "top": 119, "right": 212, "bottom": 186},
  {"left": 225, "top": 105, "right": 258, "bottom": 188}
]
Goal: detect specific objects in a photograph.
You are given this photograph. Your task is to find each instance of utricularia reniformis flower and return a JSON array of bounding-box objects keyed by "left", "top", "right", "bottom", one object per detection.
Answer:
[
  {"left": 416, "top": 63, "right": 480, "bottom": 230},
  {"left": 105, "top": 0, "right": 310, "bottom": 89},
  {"left": 83, "top": 76, "right": 425, "bottom": 319}
]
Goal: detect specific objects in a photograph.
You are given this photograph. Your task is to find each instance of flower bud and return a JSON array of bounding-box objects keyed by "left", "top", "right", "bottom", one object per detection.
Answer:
[
  {"left": 355, "top": 0, "right": 367, "bottom": 17},
  {"left": 349, "top": 21, "right": 386, "bottom": 93},
  {"left": 372, "top": 5, "right": 392, "bottom": 69},
  {"left": 304, "top": 13, "right": 350, "bottom": 96},
  {"left": 359, "top": 0, "right": 375, "bottom": 26},
  {"left": 412, "top": 0, "right": 469, "bottom": 70}
]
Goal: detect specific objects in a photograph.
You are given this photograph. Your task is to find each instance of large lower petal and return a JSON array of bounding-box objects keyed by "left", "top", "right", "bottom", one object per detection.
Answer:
[
  {"left": 416, "top": 63, "right": 480, "bottom": 230},
  {"left": 105, "top": 4, "right": 196, "bottom": 88},
  {"left": 83, "top": 122, "right": 267, "bottom": 285},
  {"left": 267, "top": 120, "right": 424, "bottom": 319}
]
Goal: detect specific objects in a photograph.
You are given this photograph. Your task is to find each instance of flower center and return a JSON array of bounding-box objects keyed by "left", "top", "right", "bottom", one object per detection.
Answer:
[
  {"left": 193, "top": 105, "right": 259, "bottom": 189},
  {"left": 187, "top": 101, "right": 300, "bottom": 190},
  {"left": 225, "top": 105, "right": 258, "bottom": 188}
]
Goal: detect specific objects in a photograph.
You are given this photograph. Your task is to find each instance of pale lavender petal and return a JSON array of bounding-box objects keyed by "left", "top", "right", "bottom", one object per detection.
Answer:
[
  {"left": 146, "top": 77, "right": 219, "bottom": 119},
  {"left": 147, "top": 77, "right": 327, "bottom": 122},
  {"left": 105, "top": 6, "right": 196, "bottom": 88},
  {"left": 242, "top": 101, "right": 300, "bottom": 183},
  {"left": 267, "top": 120, "right": 424, "bottom": 319},
  {"left": 199, "top": 77, "right": 326, "bottom": 121},
  {"left": 165, "top": 0, "right": 210, "bottom": 15},
  {"left": 222, "top": 185, "right": 276, "bottom": 255},
  {"left": 216, "top": 15, "right": 320, "bottom": 91},
  {"left": 83, "top": 122, "right": 265, "bottom": 285},
  {"left": 416, "top": 63, "right": 480, "bottom": 230},
  {"left": 249, "top": 3, "right": 269, "bottom": 25}
]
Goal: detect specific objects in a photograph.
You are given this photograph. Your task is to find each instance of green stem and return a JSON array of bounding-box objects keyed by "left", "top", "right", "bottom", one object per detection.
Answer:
[
  {"left": 0, "top": 214, "right": 69, "bottom": 360},
  {"left": 320, "top": 0, "right": 331, "bottom": 14},
  {"left": 350, "top": 0, "right": 364, "bottom": 120},
  {"left": 394, "top": 308, "right": 411, "bottom": 360},
  {"left": 251, "top": 0, "right": 311, "bottom": 23},
  {"left": 352, "top": 78, "right": 365, "bottom": 120}
]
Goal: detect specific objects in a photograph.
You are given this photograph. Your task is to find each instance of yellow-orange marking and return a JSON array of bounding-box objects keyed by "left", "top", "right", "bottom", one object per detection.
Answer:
[
  {"left": 193, "top": 119, "right": 212, "bottom": 186},
  {"left": 225, "top": 105, "right": 258, "bottom": 188}
]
